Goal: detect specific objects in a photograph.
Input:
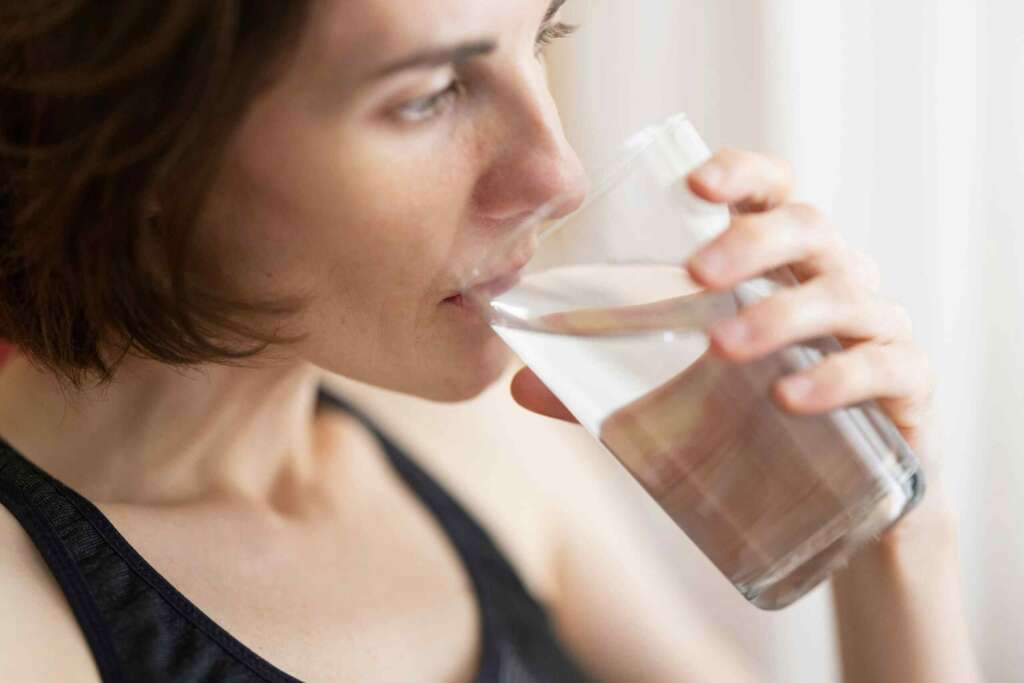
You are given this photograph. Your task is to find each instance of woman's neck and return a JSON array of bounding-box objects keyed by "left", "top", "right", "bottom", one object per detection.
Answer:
[{"left": 0, "top": 353, "right": 327, "bottom": 507}]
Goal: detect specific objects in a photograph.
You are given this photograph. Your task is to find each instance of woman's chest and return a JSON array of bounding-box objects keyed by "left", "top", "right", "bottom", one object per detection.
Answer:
[{"left": 100, "top": 476, "right": 487, "bottom": 681}]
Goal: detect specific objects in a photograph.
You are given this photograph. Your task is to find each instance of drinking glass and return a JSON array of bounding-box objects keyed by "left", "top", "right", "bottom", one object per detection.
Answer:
[{"left": 459, "top": 113, "right": 924, "bottom": 609}]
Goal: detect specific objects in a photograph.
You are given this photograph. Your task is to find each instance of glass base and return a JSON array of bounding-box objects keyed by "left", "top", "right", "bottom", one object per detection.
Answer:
[{"left": 738, "top": 471, "right": 925, "bottom": 610}]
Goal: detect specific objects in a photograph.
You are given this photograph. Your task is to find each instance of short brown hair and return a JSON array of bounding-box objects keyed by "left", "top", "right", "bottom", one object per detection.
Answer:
[{"left": 1, "top": 1, "right": 312, "bottom": 386}]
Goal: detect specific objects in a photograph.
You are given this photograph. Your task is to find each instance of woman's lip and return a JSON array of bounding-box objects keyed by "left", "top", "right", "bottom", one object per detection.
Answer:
[
  {"left": 443, "top": 221, "right": 540, "bottom": 303},
  {"left": 444, "top": 255, "right": 532, "bottom": 303}
]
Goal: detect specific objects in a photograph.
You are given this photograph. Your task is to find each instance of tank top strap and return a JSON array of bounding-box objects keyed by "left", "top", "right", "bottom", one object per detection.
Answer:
[
  {"left": 316, "top": 386, "right": 565, "bottom": 680},
  {"left": 0, "top": 439, "right": 302, "bottom": 682},
  {"left": 0, "top": 441, "right": 127, "bottom": 681},
  {"left": 316, "top": 387, "right": 542, "bottom": 594}
]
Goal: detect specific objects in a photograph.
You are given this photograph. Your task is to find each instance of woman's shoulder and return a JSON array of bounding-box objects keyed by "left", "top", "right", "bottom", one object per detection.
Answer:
[
  {"left": 320, "top": 374, "right": 609, "bottom": 605},
  {"left": 0, "top": 505, "right": 100, "bottom": 681}
]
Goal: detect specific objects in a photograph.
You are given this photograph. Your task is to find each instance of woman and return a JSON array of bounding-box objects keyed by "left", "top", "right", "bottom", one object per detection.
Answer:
[{"left": 0, "top": 1, "right": 979, "bottom": 681}]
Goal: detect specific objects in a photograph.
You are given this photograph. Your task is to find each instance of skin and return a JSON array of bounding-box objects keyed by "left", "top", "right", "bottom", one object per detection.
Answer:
[{"left": 0, "top": 0, "right": 979, "bottom": 681}]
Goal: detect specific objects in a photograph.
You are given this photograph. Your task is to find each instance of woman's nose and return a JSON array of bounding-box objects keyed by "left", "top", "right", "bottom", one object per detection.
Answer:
[{"left": 472, "top": 99, "right": 590, "bottom": 228}]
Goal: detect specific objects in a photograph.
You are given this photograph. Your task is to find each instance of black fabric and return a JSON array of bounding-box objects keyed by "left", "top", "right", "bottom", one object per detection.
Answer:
[{"left": 0, "top": 386, "right": 594, "bottom": 682}]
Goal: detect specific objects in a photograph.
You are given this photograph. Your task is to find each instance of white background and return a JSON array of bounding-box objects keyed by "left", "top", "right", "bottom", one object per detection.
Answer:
[{"left": 547, "top": 1, "right": 1022, "bottom": 680}]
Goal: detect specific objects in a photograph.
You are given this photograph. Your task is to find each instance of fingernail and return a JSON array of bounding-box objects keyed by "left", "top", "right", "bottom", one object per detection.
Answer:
[
  {"left": 781, "top": 376, "right": 815, "bottom": 403},
  {"left": 693, "top": 162, "right": 726, "bottom": 190},
  {"left": 710, "top": 318, "right": 750, "bottom": 349}
]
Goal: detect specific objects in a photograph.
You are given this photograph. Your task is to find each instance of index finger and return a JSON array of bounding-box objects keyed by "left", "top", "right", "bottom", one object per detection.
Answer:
[{"left": 687, "top": 148, "right": 794, "bottom": 213}]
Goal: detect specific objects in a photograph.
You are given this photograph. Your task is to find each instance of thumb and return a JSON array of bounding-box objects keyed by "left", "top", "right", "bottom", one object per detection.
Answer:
[{"left": 510, "top": 367, "right": 578, "bottom": 424}]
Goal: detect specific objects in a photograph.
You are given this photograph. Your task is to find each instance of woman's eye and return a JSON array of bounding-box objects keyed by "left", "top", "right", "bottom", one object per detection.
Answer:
[
  {"left": 393, "top": 22, "right": 579, "bottom": 125},
  {"left": 535, "top": 21, "right": 578, "bottom": 56},
  {"left": 396, "top": 80, "right": 461, "bottom": 124}
]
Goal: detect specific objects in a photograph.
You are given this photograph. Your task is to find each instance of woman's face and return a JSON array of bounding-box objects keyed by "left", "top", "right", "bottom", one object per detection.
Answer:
[{"left": 204, "top": 0, "right": 588, "bottom": 401}]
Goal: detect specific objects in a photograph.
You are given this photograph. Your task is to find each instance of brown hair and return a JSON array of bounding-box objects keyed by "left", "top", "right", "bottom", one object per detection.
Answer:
[{"left": 0, "top": 1, "right": 312, "bottom": 387}]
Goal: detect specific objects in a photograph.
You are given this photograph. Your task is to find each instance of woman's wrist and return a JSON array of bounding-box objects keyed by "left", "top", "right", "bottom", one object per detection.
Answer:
[
  {"left": 829, "top": 486, "right": 980, "bottom": 683},
  {"left": 846, "top": 480, "right": 960, "bottom": 578}
]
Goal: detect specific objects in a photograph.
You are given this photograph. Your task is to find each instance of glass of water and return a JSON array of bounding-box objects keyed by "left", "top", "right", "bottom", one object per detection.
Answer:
[{"left": 458, "top": 113, "right": 924, "bottom": 609}]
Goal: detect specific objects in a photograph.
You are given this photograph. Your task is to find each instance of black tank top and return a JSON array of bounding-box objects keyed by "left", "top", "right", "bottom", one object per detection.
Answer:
[{"left": 0, "top": 386, "right": 593, "bottom": 682}]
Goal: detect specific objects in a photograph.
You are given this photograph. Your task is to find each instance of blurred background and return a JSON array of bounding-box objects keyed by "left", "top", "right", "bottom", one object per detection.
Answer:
[{"left": 340, "top": 0, "right": 1022, "bottom": 680}]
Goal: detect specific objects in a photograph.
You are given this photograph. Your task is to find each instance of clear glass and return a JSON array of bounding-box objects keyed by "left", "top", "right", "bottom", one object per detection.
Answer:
[{"left": 459, "top": 113, "right": 924, "bottom": 609}]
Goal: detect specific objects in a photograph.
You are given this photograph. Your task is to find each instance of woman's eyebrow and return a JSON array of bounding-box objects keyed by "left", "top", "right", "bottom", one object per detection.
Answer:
[
  {"left": 366, "top": 0, "right": 568, "bottom": 81},
  {"left": 371, "top": 40, "right": 498, "bottom": 79}
]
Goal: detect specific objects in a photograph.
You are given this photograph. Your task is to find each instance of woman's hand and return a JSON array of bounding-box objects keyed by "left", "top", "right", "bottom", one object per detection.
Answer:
[
  {"left": 684, "top": 150, "right": 936, "bottom": 456},
  {"left": 512, "top": 148, "right": 950, "bottom": 546}
]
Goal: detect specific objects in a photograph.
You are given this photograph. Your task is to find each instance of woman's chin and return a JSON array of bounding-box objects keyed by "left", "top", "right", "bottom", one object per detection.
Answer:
[
  {"left": 426, "top": 335, "right": 515, "bottom": 403},
  {"left": 452, "top": 342, "right": 516, "bottom": 401}
]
